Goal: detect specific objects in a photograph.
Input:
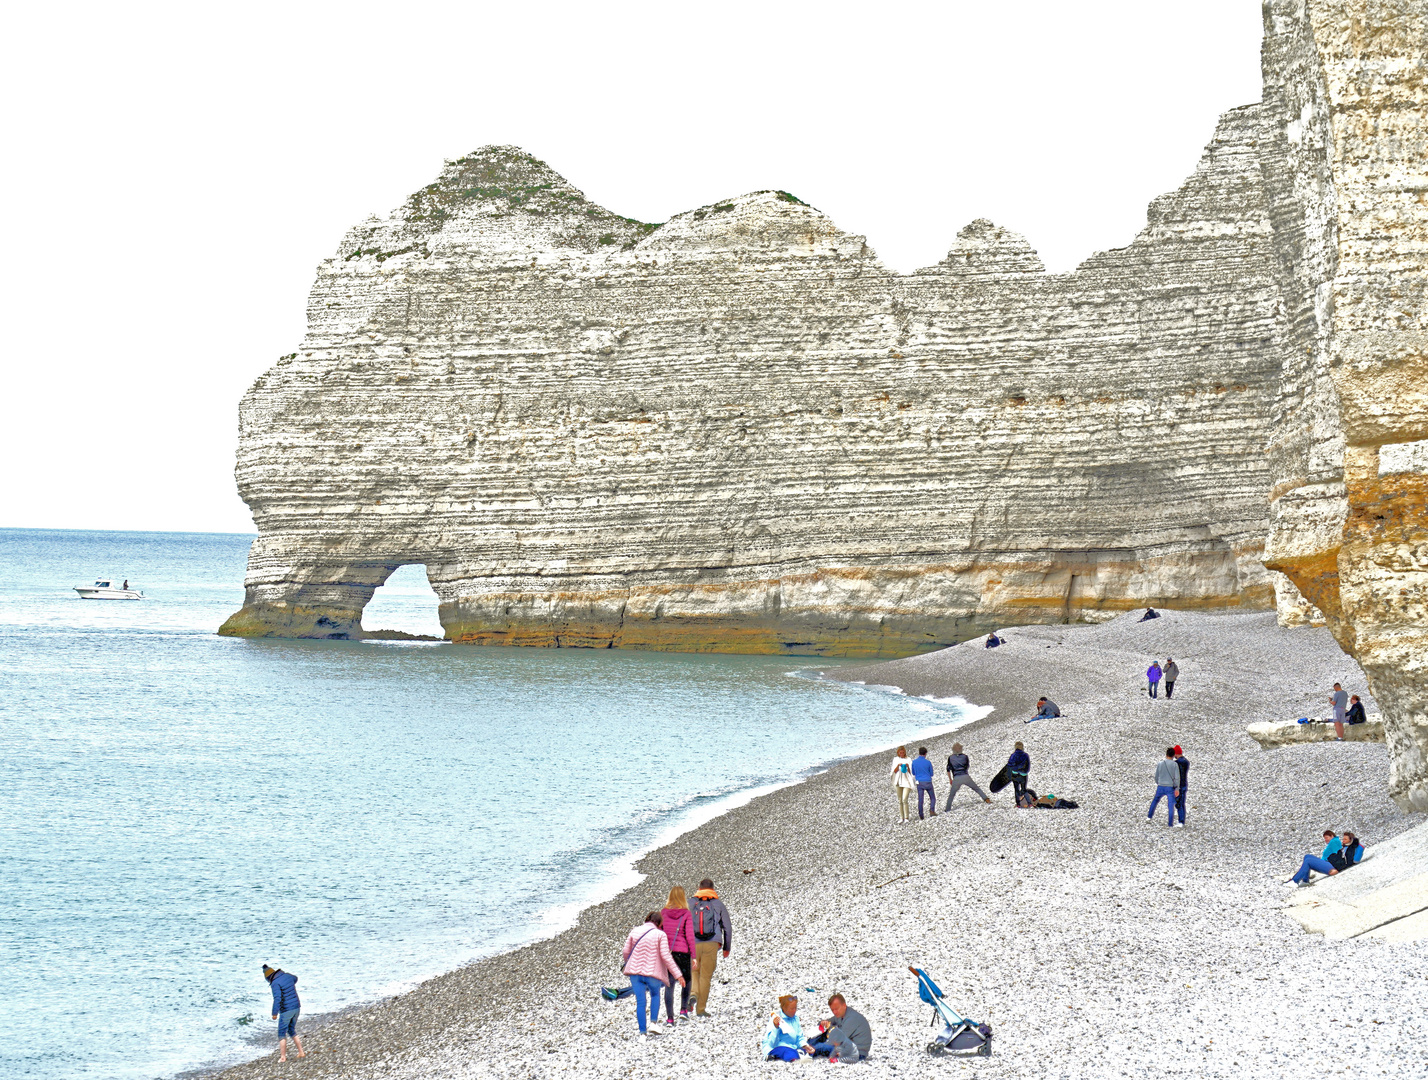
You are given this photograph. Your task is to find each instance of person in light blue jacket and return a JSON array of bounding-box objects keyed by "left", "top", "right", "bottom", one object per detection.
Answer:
[
  {"left": 263, "top": 965, "right": 304, "bottom": 1062},
  {"left": 762, "top": 994, "right": 805, "bottom": 1060}
]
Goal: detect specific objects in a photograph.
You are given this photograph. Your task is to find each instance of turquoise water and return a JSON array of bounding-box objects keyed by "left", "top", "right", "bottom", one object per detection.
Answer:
[{"left": 0, "top": 529, "right": 978, "bottom": 1080}]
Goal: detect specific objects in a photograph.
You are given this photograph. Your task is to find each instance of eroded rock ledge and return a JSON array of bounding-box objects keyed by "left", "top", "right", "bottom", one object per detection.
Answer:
[{"left": 222, "top": 0, "right": 1425, "bottom": 806}]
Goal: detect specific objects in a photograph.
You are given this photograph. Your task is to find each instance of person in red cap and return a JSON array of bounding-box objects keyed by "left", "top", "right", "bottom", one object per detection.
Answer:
[{"left": 1173, "top": 746, "right": 1190, "bottom": 827}]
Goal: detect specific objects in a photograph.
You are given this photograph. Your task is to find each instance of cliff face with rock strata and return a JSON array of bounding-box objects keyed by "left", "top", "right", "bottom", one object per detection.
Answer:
[
  {"left": 1259, "top": 0, "right": 1427, "bottom": 811},
  {"left": 222, "top": 114, "right": 1290, "bottom": 657},
  {"left": 222, "top": 0, "right": 1426, "bottom": 808}
]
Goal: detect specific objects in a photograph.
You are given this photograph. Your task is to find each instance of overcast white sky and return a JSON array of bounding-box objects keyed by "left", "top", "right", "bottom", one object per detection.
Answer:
[{"left": 1, "top": 1, "right": 1263, "bottom": 535}]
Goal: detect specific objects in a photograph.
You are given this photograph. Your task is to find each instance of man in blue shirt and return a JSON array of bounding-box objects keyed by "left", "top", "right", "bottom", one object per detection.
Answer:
[{"left": 912, "top": 747, "right": 937, "bottom": 819}]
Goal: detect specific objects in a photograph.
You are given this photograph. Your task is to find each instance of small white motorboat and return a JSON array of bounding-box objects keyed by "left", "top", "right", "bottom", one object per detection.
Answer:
[{"left": 75, "top": 578, "right": 144, "bottom": 600}]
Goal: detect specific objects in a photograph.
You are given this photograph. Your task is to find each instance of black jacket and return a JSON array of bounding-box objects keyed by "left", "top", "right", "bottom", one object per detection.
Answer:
[
  {"left": 1328, "top": 840, "right": 1362, "bottom": 871},
  {"left": 1347, "top": 701, "right": 1366, "bottom": 725},
  {"left": 1176, "top": 755, "right": 1189, "bottom": 789}
]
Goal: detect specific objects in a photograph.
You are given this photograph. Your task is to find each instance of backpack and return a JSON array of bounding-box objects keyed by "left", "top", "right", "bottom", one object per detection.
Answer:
[{"left": 692, "top": 898, "right": 718, "bottom": 942}]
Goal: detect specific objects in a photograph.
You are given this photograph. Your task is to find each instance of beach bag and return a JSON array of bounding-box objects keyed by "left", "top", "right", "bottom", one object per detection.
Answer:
[
  {"left": 692, "top": 898, "right": 718, "bottom": 942},
  {"left": 600, "top": 985, "right": 633, "bottom": 1002}
]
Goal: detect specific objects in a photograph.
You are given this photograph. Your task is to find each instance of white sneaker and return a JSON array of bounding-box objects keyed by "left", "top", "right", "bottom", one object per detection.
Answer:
[{"left": 644, "top": 1028, "right": 665, "bottom": 1038}]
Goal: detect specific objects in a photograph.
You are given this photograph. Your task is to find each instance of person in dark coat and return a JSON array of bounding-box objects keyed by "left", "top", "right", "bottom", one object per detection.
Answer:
[
  {"left": 263, "top": 965, "right": 305, "bottom": 1061},
  {"left": 1007, "top": 742, "right": 1031, "bottom": 803},
  {"left": 1173, "top": 745, "right": 1190, "bottom": 826},
  {"left": 984, "top": 633, "right": 1001, "bottom": 648},
  {"left": 1346, "top": 695, "right": 1367, "bottom": 726},
  {"left": 1139, "top": 607, "right": 1160, "bottom": 622}
]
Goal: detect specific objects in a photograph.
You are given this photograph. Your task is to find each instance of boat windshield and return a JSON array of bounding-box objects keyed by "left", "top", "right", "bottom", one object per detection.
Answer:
[{"left": 96, "top": 581, "right": 111, "bottom": 587}]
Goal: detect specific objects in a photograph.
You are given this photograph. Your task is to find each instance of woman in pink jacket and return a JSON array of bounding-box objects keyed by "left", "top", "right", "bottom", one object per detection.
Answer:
[
  {"left": 660, "top": 886, "right": 698, "bottom": 1023},
  {"left": 621, "top": 910, "right": 685, "bottom": 1036}
]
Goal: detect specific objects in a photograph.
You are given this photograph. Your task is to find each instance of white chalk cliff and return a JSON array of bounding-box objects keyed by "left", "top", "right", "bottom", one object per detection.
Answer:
[{"left": 223, "top": 0, "right": 1427, "bottom": 810}]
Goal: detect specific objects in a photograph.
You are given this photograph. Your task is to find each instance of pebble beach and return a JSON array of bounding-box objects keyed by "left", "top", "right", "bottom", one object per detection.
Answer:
[{"left": 212, "top": 610, "right": 1427, "bottom": 1080}]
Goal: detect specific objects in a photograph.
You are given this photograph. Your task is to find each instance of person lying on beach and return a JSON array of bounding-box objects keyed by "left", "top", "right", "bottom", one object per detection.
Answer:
[
  {"left": 1026, "top": 697, "right": 1060, "bottom": 723},
  {"left": 1346, "top": 694, "right": 1366, "bottom": 727},
  {"left": 1007, "top": 742, "right": 1031, "bottom": 802},
  {"left": 805, "top": 993, "right": 872, "bottom": 1063},
  {"left": 263, "top": 965, "right": 304, "bottom": 1062},
  {"left": 1287, "top": 830, "right": 1362, "bottom": 884},
  {"left": 621, "top": 910, "right": 685, "bottom": 1036},
  {"left": 1139, "top": 607, "right": 1160, "bottom": 621},
  {"left": 762, "top": 994, "right": 805, "bottom": 1060},
  {"left": 944, "top": 743, "right": 991, "bottom": 808},
  {"left": 984, "top": 632, "right": 1001, "bottom": 648},
  {"left": 1147, "top": 748, "right": 1179, "bottom": 827}
]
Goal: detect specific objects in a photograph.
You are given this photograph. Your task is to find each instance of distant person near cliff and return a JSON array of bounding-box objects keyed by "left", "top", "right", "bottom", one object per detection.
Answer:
[
  {"left": 1164, "top": 657, "right": 1179, "bottom": 698},
  {"left": 1173, "top": 746, "right": 1189, "bottom": 826},
  {"left": 944, "top": 743, "right": 992, "bottom": 808},
  {"left": 1147, "top": 748, "right": 1179, "bottom": 827},
  {"left": 891, "top": 746, "right": 915, "bottom": 823},
  {"left": 1330, "top": 683, "right": 1349, "bottom": 739},
  {"left": 660, "top": 886, "right": 697, "bottom": 1022},
  {"left": 984, "top": 632, "right": 1001, "bottom": 648},
  {"left": 1287, "top": 830, "right": 1362, "bottom": 885},
  {"left": 622, "top": 910, "right": 684, "bottom": 1036},
  {"left": 1147, "top": 661, "right": 1163, "bottom": 698},
  {"left": 1027, "top": 697, "right": 1060, "bottom": 723},
  {"left": 690, "top": 880, "right": 731, "bottom": 1016},
  {"left": 262, "top": 965, "right": 304, "bottom": 1062},
  {"left": 1139, "top": 607, "right": 1160, "bottom": 622},
  {"left": 1347, "top": 695, "right": 1366, "bottom": 726},
  {"left": 912, "top": 747, "right": 937, "bottom": 819}
]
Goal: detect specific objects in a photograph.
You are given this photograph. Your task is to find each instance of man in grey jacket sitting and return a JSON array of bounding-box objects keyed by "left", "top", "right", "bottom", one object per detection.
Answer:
[
  {"left": 806, "top": 993, "right": 872, "bottom": 1062},
  {"left": 1147, "top": 748, "right": 1180, "bottom": 828}
]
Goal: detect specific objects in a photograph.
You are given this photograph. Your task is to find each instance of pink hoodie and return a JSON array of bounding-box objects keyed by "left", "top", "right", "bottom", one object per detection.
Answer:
[
  {"left": 660, "top": 907, "right": 696, "bottom": 954},
  {"left": 622, "top": 923, "right": 682, "bottom": 985}
]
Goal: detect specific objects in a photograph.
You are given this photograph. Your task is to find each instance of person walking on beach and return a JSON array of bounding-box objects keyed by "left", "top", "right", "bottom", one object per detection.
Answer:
[
  {"left": 690, "top": 879, "right": 731, "bottom": 1016},
  {"left": 891, "top": 746, "right": 915, "bottom": 823},
  {"left": 262, "top": 965, "right": 304, "bottom": 1062},
  {"left": 912, "top": 747, "right": 937, "bottom": 819},
  {"left": 1172, "top": 745, "right": 1190, "bottom": 827},
  {"left": 944, "top": 743, "right": 992, "bottom": 808},
  {"left": 1007, "top": 742, "right": 1031, "bottom": 803},
  {"left": 659, "top": 886, "right": 697, "bottom": 1022},
  {"left": 1147, "top": 661, "right": 1163, "bottom": 698},
  {"left": 1147, "top": 748, "right": 1179, "bottom": 827},
  {"left": 1164, "top": 657, "right": 1179, "bottom": 699},
  {"left": 622, "top": 910, "right": 685, "bottom": 1036},
  {"left": 1330, "top": 682, "right": 1349, "bottom": 739}
]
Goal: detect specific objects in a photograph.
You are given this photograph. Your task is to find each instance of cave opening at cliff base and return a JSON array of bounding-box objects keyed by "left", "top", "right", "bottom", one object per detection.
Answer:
[{"left": 360, "top": 563, "right": 444, "bottom": 641}]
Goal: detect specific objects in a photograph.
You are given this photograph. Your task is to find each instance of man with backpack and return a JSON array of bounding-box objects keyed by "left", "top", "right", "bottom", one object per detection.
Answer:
[{"left": 690, "top": 879, "right": 732, "bottom": 1016}]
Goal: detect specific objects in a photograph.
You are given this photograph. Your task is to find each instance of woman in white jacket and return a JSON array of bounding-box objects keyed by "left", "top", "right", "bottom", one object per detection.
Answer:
[{"left": 890, "top": 745, "right": 915, "bottom": 823}]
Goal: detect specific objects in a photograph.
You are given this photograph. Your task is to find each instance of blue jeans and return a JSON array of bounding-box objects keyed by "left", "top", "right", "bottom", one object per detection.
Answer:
[
  {"left": 1149, "top": 680, "right": 1159, "bottom": 698},
  {"left": 1148, "top": 785, "right": 1176, "bottom": 824},
  {"left": 276, "top": 1008, "right": 299, "bottom": 1039},
  {"left": 1291, "top": 854, "right": 1335, "bottom": 884},
  {"left": 629, "top": 974, "right": 663, "bottom": 1033},
  {"left": 1175, "top": 787, "right": 1187, "bottom": 824},
  {"left": 917, "top": 781, "right": 936, "bottom": 818}
]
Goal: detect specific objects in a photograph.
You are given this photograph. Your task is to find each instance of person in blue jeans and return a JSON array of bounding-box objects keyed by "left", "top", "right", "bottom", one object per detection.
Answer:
[
  {"left": 263, "top": 965, "right": 304, "bottom": 1062},
  {"left": 1147, "top": 748, "right": 1179, "bottom": 826},
  {"left": 1147, "top": 661, "right": 1163, "bottom": 698},
  {"left": 1288, "top": 830, "right": 1362, "bottom": 884},
  {"left": 912, "top": 747, "right": 937, "bottom": 819}
]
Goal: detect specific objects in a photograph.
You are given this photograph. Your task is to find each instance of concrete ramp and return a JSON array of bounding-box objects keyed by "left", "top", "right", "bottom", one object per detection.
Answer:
[{"left": 1285, "top": 820, "right": 1428, "bottom": 942}]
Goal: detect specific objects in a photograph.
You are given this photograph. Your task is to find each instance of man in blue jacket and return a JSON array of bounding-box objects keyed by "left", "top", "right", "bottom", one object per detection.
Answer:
[
  {"left": 264, "top": 965, "right": 304, "bottom": 1062},
  {"left": 912, "top": 747, "right": 937, "bottom": 819}
]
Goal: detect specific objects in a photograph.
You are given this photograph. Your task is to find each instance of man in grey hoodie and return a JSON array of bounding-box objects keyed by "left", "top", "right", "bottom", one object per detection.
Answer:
[
  {"left": 1147, "top": 748, "right": 1180, "bottom": 828},
  {"left": 1163, "top": 657, "right": 1179, "bottom": 699}
]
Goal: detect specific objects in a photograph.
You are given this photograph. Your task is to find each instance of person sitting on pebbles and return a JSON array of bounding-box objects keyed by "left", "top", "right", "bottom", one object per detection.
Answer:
[
  {"left": 984, "top": 632, "right": 1002, "bottom": 648},
  {"left": 761, "top": 994, "right": 805, "bottom": 1061},
  {"left": 1287, "top": 829, "right": 1363, "bottom": 885},
  {"left": 805, "top": 993, "right": 873, "bottom": 1063},
  {"left": 1027, "top": 696, "right": 1059, "bottom": 723}
]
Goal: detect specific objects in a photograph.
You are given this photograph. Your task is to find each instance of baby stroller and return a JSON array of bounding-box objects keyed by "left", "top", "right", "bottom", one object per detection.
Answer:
[{"left": 909, "top": 966, "right": 992, "bottom": 1057}]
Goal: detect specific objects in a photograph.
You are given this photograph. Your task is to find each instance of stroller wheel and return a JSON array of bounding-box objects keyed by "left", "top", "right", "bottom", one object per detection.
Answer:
[
  {"left": 926, "top": 1042, "right": 945, "bottom": 1056},
  {"left": 979, "top": 1039, "right": 992, "bottom": 1058}
]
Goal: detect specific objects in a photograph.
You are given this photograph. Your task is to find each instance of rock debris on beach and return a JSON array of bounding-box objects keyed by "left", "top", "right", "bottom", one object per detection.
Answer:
[{"left": 212, "top": 612, "right": 1426, "bottom": 1080}]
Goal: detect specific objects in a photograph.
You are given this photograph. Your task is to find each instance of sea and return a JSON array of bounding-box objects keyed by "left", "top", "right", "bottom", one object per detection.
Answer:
[{"left": 0, "top": 528, "right": 985, "bottom": 1080}]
